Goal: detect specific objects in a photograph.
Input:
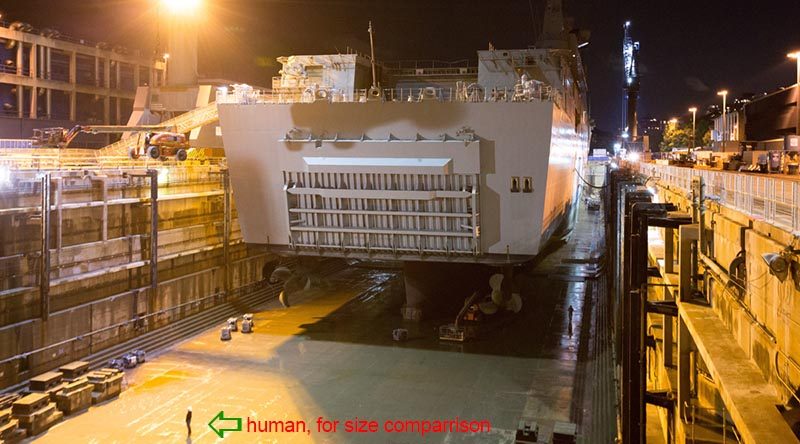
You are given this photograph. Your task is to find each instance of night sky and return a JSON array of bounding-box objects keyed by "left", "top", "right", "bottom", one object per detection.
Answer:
[{"left": 3, "top": 0, "right": 800, "bottom": 133}]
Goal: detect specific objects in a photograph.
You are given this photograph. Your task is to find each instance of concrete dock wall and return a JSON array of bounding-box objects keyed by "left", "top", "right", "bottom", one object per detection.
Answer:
[{"left": 0, "top": 164, "right": 272, "bottom": 389}]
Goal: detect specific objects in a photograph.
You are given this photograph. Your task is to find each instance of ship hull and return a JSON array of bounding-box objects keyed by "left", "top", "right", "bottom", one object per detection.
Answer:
[{"left": 219, "top": 99, "right": 589, "bottom": 265}]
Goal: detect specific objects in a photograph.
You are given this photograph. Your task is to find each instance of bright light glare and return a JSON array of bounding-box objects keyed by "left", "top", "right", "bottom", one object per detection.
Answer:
[
  {"left": 0, "top": 165, "right": 10, "bottom": 187},
  {"left": 158, "top": 168, "right": 170, "bottom": 183},
  {"left": 717, "top": 90, "right": 728, "bottom": 96},
  {"left": 161, "top": 0, "right": 201, "bottom": 14},
  {"left": 788, "top": 51, "right": 800, "bottom": 59},
  {"left": 688, "top": 107, "right": 697, "bottom": 113},
  {"left": 626, "top": 152, "right": 641, "bottom": 162}
]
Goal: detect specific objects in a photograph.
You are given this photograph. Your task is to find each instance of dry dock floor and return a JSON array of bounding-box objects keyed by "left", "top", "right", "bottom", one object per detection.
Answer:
[{"left": 32, "top": 202, "right": 613, "bottom": 443}]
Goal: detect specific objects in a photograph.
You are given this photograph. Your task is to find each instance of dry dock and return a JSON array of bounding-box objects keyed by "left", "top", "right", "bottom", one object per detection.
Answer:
[{"left": 31, "top": 201, "right": 613, "bottom": 443}]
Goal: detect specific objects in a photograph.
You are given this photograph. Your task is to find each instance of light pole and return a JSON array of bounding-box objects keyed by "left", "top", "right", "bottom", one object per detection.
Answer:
[
  {"left": 160, "top": 0, "right": 201, "bottom": 86},
  {"left": 688, "top": 107, "right": 697, "bottom": 149},
  {"left": 163, "top": 53, "right": 170, "bottom": 86},
  {"left": 788, "top": 51, "right": 800, "bottom": 135},
  {"left": 717, "top": 90, "right": 728, "bottom": 143}
]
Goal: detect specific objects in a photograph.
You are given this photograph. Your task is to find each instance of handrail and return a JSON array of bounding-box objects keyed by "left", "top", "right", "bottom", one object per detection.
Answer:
[
  {"left": 218, "top": 85, "right": 559, "bottom": 106},
  {"left": 636, "top": 162, "right": 800, "bottom": 233}
]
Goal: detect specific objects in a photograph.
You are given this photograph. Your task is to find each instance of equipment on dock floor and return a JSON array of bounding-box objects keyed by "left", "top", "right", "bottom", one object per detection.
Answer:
[
  {"left": 241, "top": 314, "right": 254, "bottom": 333},
  {"left": 86, "top": 368, "right": 123, "bottom": 404},
  {"left": 132, "top": 349, "right": 147, "bottom": 364},
  {"left": 0, "top": 408, "right": 26, "bottom": 442},
  {"left": 227, "top": 317, "right": 239, "bottom": 332},
  {"left": 220, "top": 326, "right": 232, "bottom": 341},
  {"left": 58, "top": 361, "right": 90, "bottom": 382},
  {"left": 11, "top": 392, "right": 63, "bottom": 437},
  {"left": 53, "top": 378, "right": 93, "bottom": 416},
  {"left": 439, "top": 291, "right": 481, "bottom": 342},
  {"left": 514, "top": 420, "right": 539, "bottom": 443},
  {"left": 552, "top": 421, "right": 577, "bottom": 444},
  {"left": 107, "top": 358, "right": 125, "bottom": 371},
  {"left": 121, "top": 353, "right": 138, "bottom": 369},
  {"left": 392, "top": 328, "right": 408, "bottom": 342},
  {"left": 28, "top": 371, "right": 64, "bottom": 398}
]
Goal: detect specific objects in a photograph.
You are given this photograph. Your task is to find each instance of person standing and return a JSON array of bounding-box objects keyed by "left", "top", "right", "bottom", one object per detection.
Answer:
[{"left": 186, "top": 407, "right": 192, "bottom": 436}]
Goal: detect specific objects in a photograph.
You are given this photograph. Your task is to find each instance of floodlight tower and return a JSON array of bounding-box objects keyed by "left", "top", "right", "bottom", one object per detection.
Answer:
[
  {"left": 161, "top": 0, "right": 201, "bottom": 86},
  {"left": 622, "top": 20, "right": 640, "bottom": 147}
]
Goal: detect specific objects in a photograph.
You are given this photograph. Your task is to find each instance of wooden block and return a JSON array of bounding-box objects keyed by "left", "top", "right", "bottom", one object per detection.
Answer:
[{"left": 28, "top": 372, "right": 63, "bottom": 392}]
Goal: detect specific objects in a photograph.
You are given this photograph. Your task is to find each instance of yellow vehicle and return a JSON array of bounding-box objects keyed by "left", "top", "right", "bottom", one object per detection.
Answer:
[
  {"left": 137, "top": 132, "right": 190, "bottom": 161},
  {"left": 32, "top": 125, "right": 190, "bottom": 162}
]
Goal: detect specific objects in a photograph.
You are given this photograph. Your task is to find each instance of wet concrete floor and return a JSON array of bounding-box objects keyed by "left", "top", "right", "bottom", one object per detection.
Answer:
[{"left": 33, "top": 201, "right": 613, "bottom": 443}]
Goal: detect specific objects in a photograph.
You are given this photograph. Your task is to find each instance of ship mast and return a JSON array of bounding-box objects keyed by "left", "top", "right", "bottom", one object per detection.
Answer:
[
  {"left": 368, "top": 21, "right": 378, "bottom": 90},
  {"left": 365, "top": 21, "right": 382, "bottom": 100}
]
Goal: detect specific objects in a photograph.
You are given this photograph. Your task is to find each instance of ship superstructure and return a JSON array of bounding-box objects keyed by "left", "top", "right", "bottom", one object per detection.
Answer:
[{"left": 217, "top": 1, "right": 590, "bottom": 266}]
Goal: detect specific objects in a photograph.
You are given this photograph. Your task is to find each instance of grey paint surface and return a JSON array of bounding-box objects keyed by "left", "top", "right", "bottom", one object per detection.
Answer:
[{"left": 219, "top": 99, "right": 587, "bottom": 261}]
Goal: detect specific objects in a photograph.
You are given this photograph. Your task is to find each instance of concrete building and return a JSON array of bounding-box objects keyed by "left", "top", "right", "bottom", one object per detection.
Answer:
[{"left": 0, "top": 19, "right": 165, "bottom": 140}]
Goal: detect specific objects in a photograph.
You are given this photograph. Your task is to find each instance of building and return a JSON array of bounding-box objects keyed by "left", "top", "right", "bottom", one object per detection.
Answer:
[
  {"left": 744, "top": 86, "right": 797, "bottom": 140},
  {"left": 0, "top": 19, "right": 165, "bottom": 140},
  {"left": 639, "top": 116, "right": 663, "bottom": 151},
  {"left": 711, "top": 89, "right": 798, "bottom": 151}
]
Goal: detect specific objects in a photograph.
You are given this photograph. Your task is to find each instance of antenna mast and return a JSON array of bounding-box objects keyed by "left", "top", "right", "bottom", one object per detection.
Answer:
[{"left": 368, "top": 21, "right": 378, "bottom": 89}]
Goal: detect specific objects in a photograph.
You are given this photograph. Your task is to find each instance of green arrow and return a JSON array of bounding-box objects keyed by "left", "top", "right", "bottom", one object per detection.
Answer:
[{"left": 208, "top": 410, "right": 243, "bottom": 438}]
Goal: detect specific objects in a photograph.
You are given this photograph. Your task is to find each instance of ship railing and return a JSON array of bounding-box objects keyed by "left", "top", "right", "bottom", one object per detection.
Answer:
[
  {"left": 636, "top": 161, "right": 800, "bottom": 234},
  {"left": 388, "top": 67, "right": 480, "bottom": 77},
  {"left": 381, "top": 59, "right": 477, "bottom": 70},
  {"left": 218, "top": 85, "right": 559, "bottom": 105}
]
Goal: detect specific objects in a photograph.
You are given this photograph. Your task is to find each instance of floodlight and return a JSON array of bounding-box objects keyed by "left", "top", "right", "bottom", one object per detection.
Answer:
[
  {"left": 161, "top": 0, "right": 201, "bottom": 14},
  {"left": 762, "top": 253, "right": 789, "bottom": 282}
]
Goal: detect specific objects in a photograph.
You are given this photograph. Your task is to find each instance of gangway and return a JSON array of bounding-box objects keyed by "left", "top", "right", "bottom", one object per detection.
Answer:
[{"left": 98, "top": 102, "right": 220, "bottom": 157}]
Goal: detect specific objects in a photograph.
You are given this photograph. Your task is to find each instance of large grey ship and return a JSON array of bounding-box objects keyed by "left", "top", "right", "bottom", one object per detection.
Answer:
[{"left": 217, "top": 0, "right": 591, "bottom": 267}]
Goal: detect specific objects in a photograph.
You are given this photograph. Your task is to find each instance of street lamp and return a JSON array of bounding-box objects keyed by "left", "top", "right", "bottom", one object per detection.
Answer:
[
  {"left": 688, "top": 107, "right": 697, "bottom": 149},
  {"left": 788, "top": 51, "right": 800, "bottom": 135},
  {"left": 717, "top": 90, "right": 728, "bottom": 143}
]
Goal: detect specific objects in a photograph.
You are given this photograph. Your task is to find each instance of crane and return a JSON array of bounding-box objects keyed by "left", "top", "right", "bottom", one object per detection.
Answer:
[
  {"left": 31, "top": 124, "right": 190, "bottom": 161},
  {"left": 622, "top": 20, "right": 640, "bottom": 146}
]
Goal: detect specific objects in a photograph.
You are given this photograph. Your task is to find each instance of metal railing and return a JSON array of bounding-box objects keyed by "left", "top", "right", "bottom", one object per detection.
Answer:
[
  {"left": 218, "top": 85, "right": 559, "bottom": 106},
  {"left": 637, "top": 162, "right": 800, "bottom": 233},
  {"left": 0, "top": 19, "right": 146, "bottom": 57},
  {"left": 682, "top": 401, "right": 742, "bottom": 443},
  {"left": 0, "top": 149, "right": 227, "bottom": 171},
  {"left": 381, "top": 59, "right": 477, "bottom": 70}
]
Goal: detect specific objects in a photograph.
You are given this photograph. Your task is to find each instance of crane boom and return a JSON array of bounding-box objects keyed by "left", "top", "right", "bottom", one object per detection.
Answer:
[{"left": 622, "top": 20, "right": 640, "bottom": 142}]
